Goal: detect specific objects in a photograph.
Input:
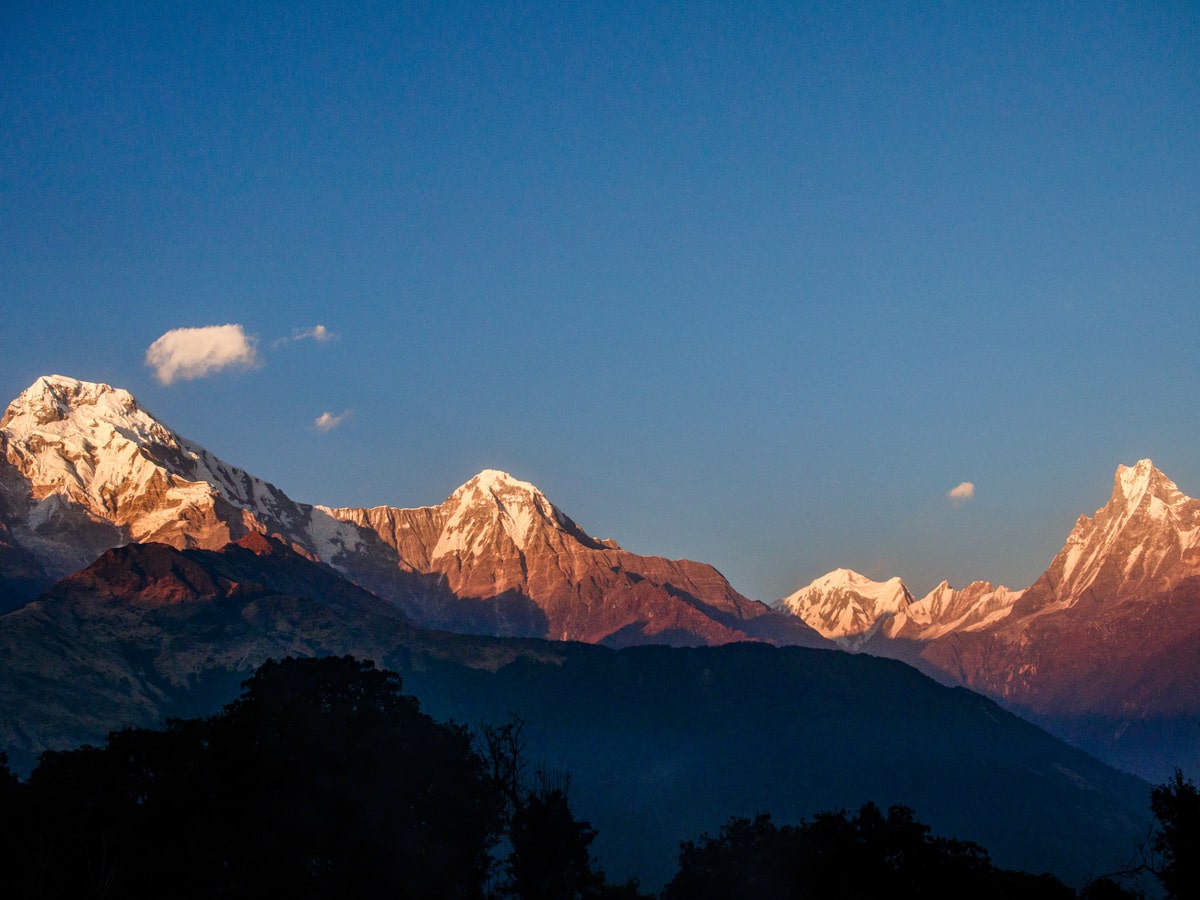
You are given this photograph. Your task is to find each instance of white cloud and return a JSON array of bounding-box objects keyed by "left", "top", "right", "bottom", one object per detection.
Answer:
[
  {"left": 293, "top": 324, "right": 335, "bottom": 343},
  {"left": 314, "top": 409, "right": 352, "bottom": 432},
  {"left": 947, "top": 481, "right": 976, "bottom": 503},
  {"left": 145, "top": 324, "right": 260, "bottom": 385}
]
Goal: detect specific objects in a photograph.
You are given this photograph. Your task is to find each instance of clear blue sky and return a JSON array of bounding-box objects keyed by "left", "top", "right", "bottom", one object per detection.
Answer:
[{"left": 3, "top": 1, "right": 1198, "bottom": 600}]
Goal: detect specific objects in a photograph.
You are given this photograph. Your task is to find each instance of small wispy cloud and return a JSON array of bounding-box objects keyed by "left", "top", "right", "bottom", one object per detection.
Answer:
[
  {"left": 314, "top": 409, "right": 352, "bottom": 433},
  {"left": 145, "top": 324, "right": 260, "bottom": 385},
  {"left": 294, "top": 324, "right": 336, "bottom": 343},
  {"left": 947, "top": 481, "right": 976, "bottom": 503},
  {"left": 272, "top": 324, "right": 337, "bottom": 349}
]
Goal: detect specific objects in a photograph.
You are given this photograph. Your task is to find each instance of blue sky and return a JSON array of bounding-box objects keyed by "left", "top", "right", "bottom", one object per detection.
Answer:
[{"left": 3, "top": 1, "right": 1199, "bottom": 600}]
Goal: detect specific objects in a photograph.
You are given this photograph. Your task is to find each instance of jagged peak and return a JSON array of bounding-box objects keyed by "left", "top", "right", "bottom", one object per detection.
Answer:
[
  {"left": 923, "top": 579, "right": 953, "bottom": 596},
  {"left": 2, "top": 374, "right": 139, "bottom": 429},
  {"left": 1112, "top": 458, "right": 1181, "bottom": 506},
  {"left": 1097, "top": 460, "right": 1190, "bottom": 530}
]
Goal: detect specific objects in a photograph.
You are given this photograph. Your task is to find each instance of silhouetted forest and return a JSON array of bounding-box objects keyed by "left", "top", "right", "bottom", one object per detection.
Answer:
[{"left": 0, "top": 656, "right": 1190, "bottom": 898}]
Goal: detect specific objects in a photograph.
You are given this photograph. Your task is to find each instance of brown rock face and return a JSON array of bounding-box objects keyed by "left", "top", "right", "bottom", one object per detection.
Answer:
[
  {"left": 53, "top": 535, "right": 410, "bottom": 618},
  {"left": 323, "top": 471, "right": 823, "bottom": 647},
  {"left": 63, "top": 543, "right": 225, "bottom": 607}
]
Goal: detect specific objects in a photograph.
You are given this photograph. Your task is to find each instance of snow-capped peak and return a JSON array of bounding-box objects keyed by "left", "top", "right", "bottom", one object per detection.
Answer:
[
  {"left": 778, "top": 568, "right": 914, "bottom": 639},
  {"left": 432, "top": 469, "right": 566, "bottom": 559},
  {"left": 1113, "top": 459, "right": 1184, "bottom": 513},
  {"left": 1044, "top": 459, "right": 1200, "bottom": 607},
  {"left": 0, "top": 375, "right": 355, "bottom": 578},
  {"left": 810, "top": 567, "right": 907, "bottom": 594},
  {"left": 2, "top": 375, "right": 142, "bottom": 431},
  {"left": 452, "top": 469, "right": 544, "bottom": 501},
  {"left": 884, "top": 580, "right": 1023, "bottom": 640}
]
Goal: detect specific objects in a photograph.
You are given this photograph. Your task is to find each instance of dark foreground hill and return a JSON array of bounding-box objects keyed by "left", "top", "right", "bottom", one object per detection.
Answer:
[{"left": 0, "top": 539, "right": 1152, "bottom": 890}]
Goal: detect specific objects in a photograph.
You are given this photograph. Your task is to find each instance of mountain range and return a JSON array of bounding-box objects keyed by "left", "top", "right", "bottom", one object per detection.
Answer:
[
  {"left": 780, "top": 458, "right": 1200, "bottom": 777},
  {"left": 0, "top": 375, "right": 820, "bottom": 648},
  {"left": 4, "top": 375, "right": 1200, "bottom": 779},
  {"left": 0, "top": 373, "right": 1195, "bottom": 886}
]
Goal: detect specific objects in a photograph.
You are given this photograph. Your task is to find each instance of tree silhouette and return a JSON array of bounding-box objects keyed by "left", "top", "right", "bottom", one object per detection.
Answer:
[
  {"left": 506, "top": 779, "right": 601, "bottom": 899},
  {"left": 479, "top": 719, "right": 647, "bottom": 900},
  {"left": 12, "top": 656, "right": 503, "bottom": 900},
  {"left": 205, "top": 656, "right": 502, "bottom": 898},
  {"left": 7, "top": 658, "right": 1155, "bottom": 899},
  {"left": 1150, "top": 768, "right": 1200, "bottom": 899}
]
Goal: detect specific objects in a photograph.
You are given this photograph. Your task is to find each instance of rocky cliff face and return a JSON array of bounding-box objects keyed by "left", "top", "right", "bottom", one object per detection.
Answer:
[
  {"left": 1010, "top": 459, "right": 1200, "bottom": 619},
  {"left": 0, "top": 376, "right": 822, "bottom": 647},
  {"left": 322, "top": 470, "right": 821, "bottom": 646}
]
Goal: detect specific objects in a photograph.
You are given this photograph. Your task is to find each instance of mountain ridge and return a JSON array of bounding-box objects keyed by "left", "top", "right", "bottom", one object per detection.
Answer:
[
  {"left": 0, "top": 375, "right": 821, "bottom": 647},
  {"left": 781, "top": 458, "right": 1200, "bottom": 643},
  {"left": 5, "top": 374, "right": 1200, "bottom": 776}
]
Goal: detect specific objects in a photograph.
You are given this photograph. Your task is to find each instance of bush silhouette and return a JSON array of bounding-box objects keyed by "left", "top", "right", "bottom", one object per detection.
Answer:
[{"left": 664, "top": 804, "right": 1076, "bottom": 899}]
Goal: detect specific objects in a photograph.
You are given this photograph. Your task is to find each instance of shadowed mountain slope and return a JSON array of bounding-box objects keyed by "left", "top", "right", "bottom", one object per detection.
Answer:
[{"left": 0, "top": 536, "right": 1151, "bottom": 891}]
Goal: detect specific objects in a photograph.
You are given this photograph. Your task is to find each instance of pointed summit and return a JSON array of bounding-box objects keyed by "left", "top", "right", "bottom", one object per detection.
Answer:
[
  {"left": 1110, "top": 458, "right": 1186, "bottom": 514},
  {"left": 448, "top": 469, "right": 550, "bottom": 509},
  {"left": 465, "top": 469, "right": 538, "bottom": 493},
  {"left": 1013, "top": 460, "right": 1200, "bottom": 614},
  {"left": 434, "top": 469, "right": 576, "bottom": 558}
]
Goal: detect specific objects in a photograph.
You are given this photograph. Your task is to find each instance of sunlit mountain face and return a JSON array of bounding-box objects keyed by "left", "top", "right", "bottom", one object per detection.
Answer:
[
  {"left": 0, "top": 375, "right": 823, "bottom": 647},
  {"left": 776, "top": 459, "right": 1200, "bottom": 780},
  {"left": 2, "top": 374, "right": 1198, "bottom": 785},
  {"left": 0, "top": 373, "right": 1188, "bottom": 890}
]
